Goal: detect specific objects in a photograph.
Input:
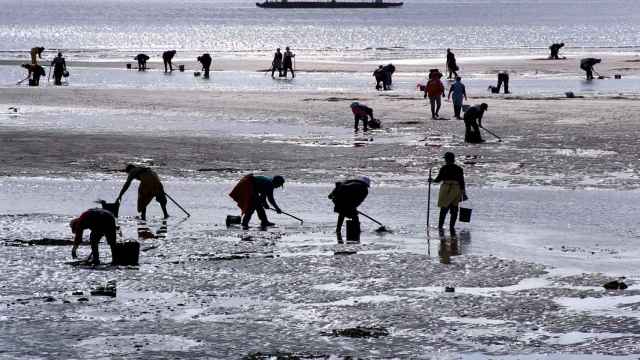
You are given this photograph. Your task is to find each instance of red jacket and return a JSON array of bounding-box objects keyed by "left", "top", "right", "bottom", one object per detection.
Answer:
[{"left": 426, "top": 79, "right": 444, "bottom": 97}]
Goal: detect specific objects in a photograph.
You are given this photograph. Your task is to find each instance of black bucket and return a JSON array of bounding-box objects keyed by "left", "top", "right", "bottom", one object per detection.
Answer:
[
  {"left": 126, "top": 63, "right": 132, "bottom": 69},
  {"left": 112, "top": 241, "right": 140, "bottom": 266},
  {"left": 100, "top": 200, "right": 120, "bottom": 218},
  {"left": 459, "top": 206, "right": 472, "bottom": 223},
  {"left": 346, "top": 220, "right": 360, "bottom": 242},
  {"left": 226, "top": 215, "right": 241, "bottom": 227},
  {"left": 178, "top": 64, "right": 185, "bottom": 72},
  {"left": 194, "top": 71, "right": 201, "bottom": 77}
]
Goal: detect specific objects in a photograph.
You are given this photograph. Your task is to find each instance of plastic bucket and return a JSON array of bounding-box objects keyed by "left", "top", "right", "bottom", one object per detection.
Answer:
[
  {"left": 459, "top": 206, "right": 472, "bottom": 223},
  {"left": 226, "top": 215, "right": 241, "bottom": 227},
  {"left": 112, "top": 242, "right": 140, "bottom": 266}
]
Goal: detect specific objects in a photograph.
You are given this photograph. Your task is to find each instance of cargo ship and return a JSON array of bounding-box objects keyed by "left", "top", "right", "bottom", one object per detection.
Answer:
[{"left": 256, "top": 0, "right": 404, "bottom": 8}]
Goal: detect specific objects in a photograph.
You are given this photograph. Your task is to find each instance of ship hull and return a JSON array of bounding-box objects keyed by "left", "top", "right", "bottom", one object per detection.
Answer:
[{"left": 256, "top": 1, "right": 403, "bottom": 8}]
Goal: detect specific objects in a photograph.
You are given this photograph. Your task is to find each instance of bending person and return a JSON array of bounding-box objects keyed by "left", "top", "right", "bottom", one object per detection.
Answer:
[
  {"left": 463, "top": 103, "right": 488, "bottom": 143},
  {"left": 197, "top": 53, "right": 212, "bottom": 79},
  {"left": 116, "top": 164, "right": 169, "bottom": 220},
  {"left": 162, "top": 50, "right": 177, "bottom": 73},
  {"left": 134, "top": 53, "right": 150, "bottom": 71},
  {"left": 229, "top": 174, "right": 285, "bottom": 230},
  {"left": 328, "top": 177, "right": 370, "bottom": 241},
  {"left": 70, "top": 208, "right": 117, "bottom": 265}
]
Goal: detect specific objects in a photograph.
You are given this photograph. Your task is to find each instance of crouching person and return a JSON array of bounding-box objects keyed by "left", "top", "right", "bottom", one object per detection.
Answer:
[
  {"left": 328, "top": 177, "right": 370, "bottom": 241},
  {"left": 70, "top": 208, "right": 117, "bottom": 265}
]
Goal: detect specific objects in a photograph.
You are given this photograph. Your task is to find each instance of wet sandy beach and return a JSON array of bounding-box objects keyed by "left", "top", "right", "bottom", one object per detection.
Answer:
[{"left": 2, "top": 56, "right": 640, "bottom": 358}]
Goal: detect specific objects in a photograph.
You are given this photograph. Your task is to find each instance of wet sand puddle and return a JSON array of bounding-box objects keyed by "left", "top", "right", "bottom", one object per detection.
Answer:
[
  {"left": 1, "top": 177, "right": 640, "bottom": 357},
  {"left": 2, "top": 65, "right": 640, "bottom": 97}
]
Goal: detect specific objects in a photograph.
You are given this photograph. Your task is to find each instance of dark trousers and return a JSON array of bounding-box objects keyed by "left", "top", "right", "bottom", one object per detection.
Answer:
[
  {"left": 89, "top": 228, "right": 117, "bottom": 265},
  {"left": 282, "top": 65, "right": 294, "bottom": 78},
  {"left": 164, "top": 60, "right": 173, "bottom": 72},
  {"left": 242, "top": 202, "right": 268, "bottom": 227},
  {"left": 138, "top": 61, "right": 146, "bottom": 71},
  {"left": 581, "top": 65, "right": 593, "bottom": 80},
  {"left": 54, "top": 71, "right": 63, "bottom": 86},
  {"left": 497, "top": 73, "right": 509, "bottom": 93},
  {"left": 439, "top": 206, "right": 459, "bottom": 229},
  {"left": 354, "top": 115, "right": 368, "bottom": 131},
  {"left": 203, "top": 66, "right": 210, "bottom": 79},
  {"left": 336, "top": 211, "right": 359, "bottom": 240},
  {"left": 464, "top": 119, "right": 483, "bottom": 143},
  {"left": 453, "top": 103, "right": 462, "bottom": 119}
]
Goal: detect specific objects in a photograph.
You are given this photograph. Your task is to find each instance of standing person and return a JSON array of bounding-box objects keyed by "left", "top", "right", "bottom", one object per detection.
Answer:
[
  {"left": 19, "top": 64, "right": 45, "bottom": 86},
  {"left": 50, "top": 52, "right": 67, "bottom": 86},
  {"left": 425, "top": 70, "right": 445, "bottom": 119},
  {"left": 447, "top": 76, "right": 467, "bottom": 119},
  {"left": 229, "top": 174, "right": 285, "bottom": 230},
  {"left": 69, "top": 208, "right": 118, "bottom": 265},
  {"left": 162, "top": 50, "right": 177, "bottom": 73},
  {"left": 30, "top": 46, "right": 45, "bottom": 64},
  {"left": 271, "top": 48, "right": 283, "bottom": 78},
  {"left": 350, "top": 102, "right": 379, "bottom": 132},
  {"left": 328, "top": 177, "right": 370, "bottom": 241},
  {"left": 116, "top": 165, "right": 169, "bottom": 221},
  {"left": 282, "top": 47, "right": 295, "bottom": 78},
  {"left": 549, "top": 43, "right": 565, "bottom": 60},
  {"left": 463, "top": 103, "right": 488, "bottom": 143},
  {"left": 580, "top": 58, "right": 601, "bottom": 80},
  {"left": 446, "top": 49, "right": 459, "bottom": 80},
  {"left": 431, "top": 152, "right": 467, "bottom": 231},
  {"left": 197, "top": 53, "right": 212, "bottom": 79},
  {"left": 134, "top": 53, "right": 150, "bottom": 71}
]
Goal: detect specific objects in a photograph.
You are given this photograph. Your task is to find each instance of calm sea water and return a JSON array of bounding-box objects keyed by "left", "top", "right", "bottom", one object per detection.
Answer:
[{"left": 1, "top": 0, "right": 639, "bottom": 61}]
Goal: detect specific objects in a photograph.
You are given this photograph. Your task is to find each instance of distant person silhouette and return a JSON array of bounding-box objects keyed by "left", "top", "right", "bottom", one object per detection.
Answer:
[
  {"left": 197, "top": 53, "right": 212, "bottom": 79},
  {"left": 425, "top": 70, "right": 445, "bottom": 119},
  {"left": 431, "top": 152, "right": 467, "bottom": 231},
  {"left": 549, "top": 43, "right": 565, "bottom": 59},
  {"left": 463, "top": 103, "right": 488, "bottom": 143},
  {"left": 350, "top": 102, "right": 379, "bottom": 132},
  {"left": 50, "top": 52, "right": 67, "bottom": 86},
  {"left": 381, "top": 63, "right": 395, "bottom": 89},
  {"left": 373, "top": 65, "right": 386, "bottom": 90},
  {"left": 271, "top": 48, "right": 283, "bottom": 77},
  {"left": 446, "top": 48, "right": 459, "bottom": 79},
  {"left": 581, "top": 57, "right": 601, "bottom": 80},
  {"left": 162, "top": 50, "right": 177, "bottom": 73},
  {"left": 19, "top": 63, "right": 45, "bottom": 86},
  {"left": 282, "top": 47, "right": 295, "bottom": 78},
  {"left": 30, "top": 46, "right": 45, "bottom": 65},
  {"left": 496, "top": 71, "right": 510, "bottom": 94},
  {"left": 447, "top": 76, "right": 467, "bottom": 119},
  {"left": 134, "top": 53, "right": 150, "bottom": 71}
]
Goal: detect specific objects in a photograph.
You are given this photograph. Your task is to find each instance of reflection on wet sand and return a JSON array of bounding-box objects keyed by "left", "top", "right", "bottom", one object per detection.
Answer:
[
  {"left": 438, "top": 228, "right": 463, "bottom": 264},
  {"left": 137, "top": 220, "right": 167, "bottom": 240}
]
